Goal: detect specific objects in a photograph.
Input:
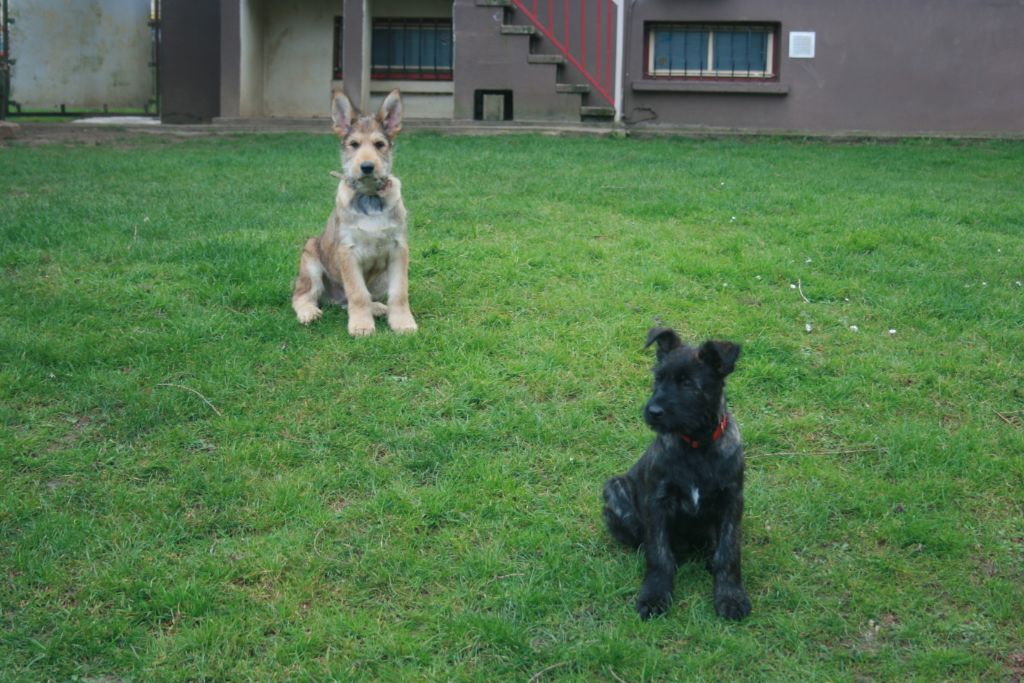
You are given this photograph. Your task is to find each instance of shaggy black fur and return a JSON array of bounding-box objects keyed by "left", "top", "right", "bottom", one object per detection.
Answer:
[{"left": 603, "top": 327, "right": 751, "bottom": 621}]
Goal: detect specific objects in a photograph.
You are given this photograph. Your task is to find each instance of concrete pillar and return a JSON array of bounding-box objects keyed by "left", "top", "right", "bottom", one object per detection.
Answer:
[{"left": 341, "top": 0, "right": 371, "bottom": 111}]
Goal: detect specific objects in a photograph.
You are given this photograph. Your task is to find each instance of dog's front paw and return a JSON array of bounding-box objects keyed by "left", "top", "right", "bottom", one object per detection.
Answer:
[
  {"left": 388, "top": 311, "right": 418, "bottom": 334},
  {"left": 636, "top": 589, "right": 672, "bottom": 620},
  {"left": 370, "top": 302, "right": 389, "bottom": 317},
  {"left": 714, "top": 586, "right": 751, "bottom": 621},
  {"left": 348, "top": 314, "right": 376, "bottom": 337},
  {"left": 295, "top": 304, "right": 322, "bottom": 325}
]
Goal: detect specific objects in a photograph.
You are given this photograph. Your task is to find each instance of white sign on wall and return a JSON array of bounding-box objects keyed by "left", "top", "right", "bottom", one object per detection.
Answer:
[{"left": 789, "top": 32, "right": 816, "bottom": 59}]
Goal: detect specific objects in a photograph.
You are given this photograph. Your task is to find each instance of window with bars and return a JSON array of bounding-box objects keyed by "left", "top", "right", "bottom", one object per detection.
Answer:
[
  {"left": 646, "top": 24, "right": 777, "bottom": 80},
  {"left": 371, "top": 18, "right": 453, "bottom": 81},
  {"left": 333, "top": 17, "right": 343, "bottom": 79}
]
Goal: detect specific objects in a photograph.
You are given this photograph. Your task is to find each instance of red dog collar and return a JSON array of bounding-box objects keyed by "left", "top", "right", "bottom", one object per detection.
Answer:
[{"left": 679, "top": 414, "right": 728, "bottom": 449}]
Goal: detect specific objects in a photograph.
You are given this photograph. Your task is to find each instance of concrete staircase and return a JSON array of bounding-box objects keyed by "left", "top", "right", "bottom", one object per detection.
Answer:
[{"left": 475, "top": 0, "right": 615, "bottom": 122}]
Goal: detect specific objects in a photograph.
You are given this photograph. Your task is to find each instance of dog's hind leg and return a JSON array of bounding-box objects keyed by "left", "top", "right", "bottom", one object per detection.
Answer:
[
  {"left": 293, "top": 237, "right": 325, "bottom": 325},
  {"left": 603, "top": 476, "right": 644, "bottom": 549}
]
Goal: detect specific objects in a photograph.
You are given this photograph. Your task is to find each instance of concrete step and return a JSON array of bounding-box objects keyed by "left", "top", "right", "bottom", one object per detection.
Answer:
[
  {"left": 580, "top": 106, "right": 615, "bottom": 119},
  {"left": 556, "top": 83, "right": 591, "bottom": 94},
  {"left": 500, "top": 24, "right": 536, "bottom": 36},
  {"left": 527, "top": 54, "right": 565, "bottom": 65}
]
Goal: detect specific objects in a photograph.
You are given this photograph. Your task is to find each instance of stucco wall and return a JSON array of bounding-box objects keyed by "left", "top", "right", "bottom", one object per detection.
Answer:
[
  {"left": 453, "top": 0, "right": 585, "bottom": 121},
  {"left": 231, "top": 0, "right": 454, "bottom": 118},
  {"left": 260, "top": 0, "right": 337, "bottom": 117},
  {"left": 624, "top": 0, "right": 1024, "bottom": 134},
  {"left": 239, "top": 0, "right": 265, "bottom": 117},
  {"left": 8, "top": 0, "right": 153, "bottom": 110}
]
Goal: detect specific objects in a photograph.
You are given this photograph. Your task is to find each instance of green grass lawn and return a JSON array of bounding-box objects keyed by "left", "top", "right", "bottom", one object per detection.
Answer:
[{"left": 1, "top": 131, "right": 1022, "bottom": 682}]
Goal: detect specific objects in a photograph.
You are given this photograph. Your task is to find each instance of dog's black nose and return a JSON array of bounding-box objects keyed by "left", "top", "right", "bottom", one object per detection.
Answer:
[
  {"left": 360, "top": 162, "right": 375, "bottom": 175},
  {"left": 646, "top": 404, "right": 664, "bottom": 418}
]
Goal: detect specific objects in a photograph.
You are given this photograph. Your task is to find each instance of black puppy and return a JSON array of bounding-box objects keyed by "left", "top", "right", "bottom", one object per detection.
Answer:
[{"left": 603, "top": 327, "right": 751, "bottom": 620}]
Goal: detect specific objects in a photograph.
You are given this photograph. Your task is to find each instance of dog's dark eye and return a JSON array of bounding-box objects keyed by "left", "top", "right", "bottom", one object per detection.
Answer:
[
  {"left": 374, "top": 141, "right": 386, "bottom": 150},
  {"left": 348, "top": 141, "right": 360, "bottom": 149}
]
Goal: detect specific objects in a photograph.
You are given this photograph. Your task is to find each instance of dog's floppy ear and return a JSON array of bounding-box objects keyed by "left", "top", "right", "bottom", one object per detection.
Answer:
[
  {"left": 376, "top": 89, "right": 403, "bottom": 139},
  {"left": 331, "top": 90, "right": 358, "bottom": 136},
  {"left": 645, "top": 327, "right": 682, "bottom": 362},
  {"left": 698, "top": 340, "right": 741, "bottom": 376}
]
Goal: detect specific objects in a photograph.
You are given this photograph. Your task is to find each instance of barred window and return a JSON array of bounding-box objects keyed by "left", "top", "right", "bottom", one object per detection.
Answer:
[
  {"left": 371, "top": 18, "right": 453, "bottom": 81},
  {"left": 647, "top": 24, "right": 777, "bottom": 80}
]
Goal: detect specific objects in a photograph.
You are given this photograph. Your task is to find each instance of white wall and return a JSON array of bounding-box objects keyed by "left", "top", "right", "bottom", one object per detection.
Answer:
[
  {"left": 235, "top": 0, "right": 454, "bottom": 118},
  {"left": 8, "top": 0, "right": 153, "bottom": 111},
  {"left": 262, "top": 0, "right": 338, "bottom": 117},
  {"left": 239, "top": 0, "right": 265, "bottom": 117}
]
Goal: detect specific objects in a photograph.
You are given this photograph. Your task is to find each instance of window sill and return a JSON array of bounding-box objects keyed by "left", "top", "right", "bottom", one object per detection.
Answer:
[
  {"left": 632, "top": 80, "right": 789, "bottom": 96},
  {"left": 363, "top": 79, "right": 454, "bottom": 95}
]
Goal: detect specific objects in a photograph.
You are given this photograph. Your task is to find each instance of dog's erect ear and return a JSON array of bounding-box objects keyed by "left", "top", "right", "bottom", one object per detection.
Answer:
[
  {"left": 376, "top": 89, "right": 403, "bottom": 139},
  {"left": 645, "top": 327, "right": 683, "bottom": 362},
  {"left": 698, "top": 340, "right": 741, "bottom": 376},
  {"left": 331, "top": 90, "right": 358, "bottom": 136}
]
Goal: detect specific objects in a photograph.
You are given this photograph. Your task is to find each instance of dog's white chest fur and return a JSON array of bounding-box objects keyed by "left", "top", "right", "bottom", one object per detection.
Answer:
[{"left": 337, "top": 204, "right": 405, "bottom": 266}]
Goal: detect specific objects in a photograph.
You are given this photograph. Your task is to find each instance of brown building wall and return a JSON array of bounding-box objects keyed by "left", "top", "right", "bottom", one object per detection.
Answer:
[
  {"left": 454, "top": 0, "right": 587, "bottom": 121},
  {"left": 624, "top": 0, "right": 1024, "bottom": 134},
  {"left": 210, "top": 0, "right": 1023, "bottom": 133},
  {"left": 452, "top": 0, "right": 610, "bottom": 121}
]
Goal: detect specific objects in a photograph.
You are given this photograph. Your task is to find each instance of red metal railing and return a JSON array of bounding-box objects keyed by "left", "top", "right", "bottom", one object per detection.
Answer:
[{"left": 510, "top": 0, "right": 616, "bottom": 106}]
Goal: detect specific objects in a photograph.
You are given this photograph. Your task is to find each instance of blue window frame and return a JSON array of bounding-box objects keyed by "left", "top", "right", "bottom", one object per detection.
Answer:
[
  {"left": 647, "top": 24, "right": 776, "bottom": 79},
  {"left": 372, "top": 18, "right": 453, "bottom": 81}
]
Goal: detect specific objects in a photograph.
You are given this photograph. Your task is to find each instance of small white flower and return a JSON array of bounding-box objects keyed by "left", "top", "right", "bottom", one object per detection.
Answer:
[
  {"left": 730, "top": 216, "right": 737, "bottom": 222},
  {"left": 1016, "top": 281, "right": 1022, "bottom": 287},
  {"left": 997, "top": 248, "right": 1002, "bottom": 253},
  {"left": 844, "top": 297, "right": 850, "bottom": 302},
  {"left": 722, "top": 283, "right": 728, "bottom": 288},
  {"left": 850, "top": 325, "right": 859, "bottom": 332},
  {"left": 790, "top": 284, "right": 797, "bottom": 290},
  {"left": 888, "top": 329, "right": 897, "bottom": 335},
  {"left": 805, "top": 258, "right": 813, "bottom": 264},
  {"left": 982, "top": 282, "right": 988, "bottom": 287},
  {"left": 805, "top": 323, "right": 813, "bottom": 333},
  {"left": 755, "top": 275, "right": 763, "bottom": 281}
]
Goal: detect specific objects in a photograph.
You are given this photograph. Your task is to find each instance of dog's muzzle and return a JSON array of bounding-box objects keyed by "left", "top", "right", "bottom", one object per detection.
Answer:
[{"left": 643, "top": 402, "right": 664, "bottom": 428}]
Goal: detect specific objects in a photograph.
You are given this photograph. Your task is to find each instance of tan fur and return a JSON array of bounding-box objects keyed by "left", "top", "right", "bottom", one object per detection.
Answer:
[{"left": 291, "top": 89, "right": 417, "bottom": 336}]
